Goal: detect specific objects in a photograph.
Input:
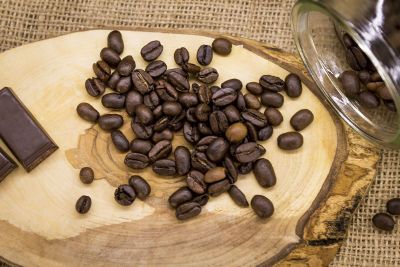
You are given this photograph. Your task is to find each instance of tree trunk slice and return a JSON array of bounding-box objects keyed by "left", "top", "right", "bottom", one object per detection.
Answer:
[{"left": 0, "top": 29, "right": 379, "bottom": 267}]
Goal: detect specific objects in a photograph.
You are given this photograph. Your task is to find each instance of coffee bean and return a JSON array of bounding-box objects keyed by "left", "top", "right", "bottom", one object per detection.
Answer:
[
  {"left": 192, "top": 82, "right": 201, "bottom": 93},
  {"left": 76, "top": 102, "right": 100, "bottom": 122},
  {"left": 135, "top": 104, "right": 153, "bottom": 125},
  {"left": 186, "top": 107, "right": 198, "bottom": 123},
  {"left": 79, "top": 167, "right": 94, "bottom": 184},
  {"left": 372, "top": 213, "right": 395, "bottom": 231},
  {"left": 366, "top": 81, "right": 384, "bottom": 91},
  {"left": 223, "top": 156, "right": 238, "bottom": 183},
  {"left": 196, "top": 136, "right": 218, "bottom": 152},
  {"left": 198, "top": 84, "right": 212, "bottom": 103},
  {"left": 107, "top": 30, "right": 124, "bottom": 54},
  {"left": 183, "top": 122, "right": 201, "bottom": 144},
  {"left": 173, "top": 146, "right": 191, "bottom": 176},
  {"left": 117, "top": 55, "right": 136, "bottom": 76},
  {"left": 244, "top": 93, "right": 261, "bottom": 109},
  {"left": 152, "top": 159, "right": 176, "bottom": 176},
  {"left": 191, "top": 151, "right": 216, "bottom": 173},
  {"left": 179, "top": 92, "right": 198, "bottom": 108},
  {"left": 258, "top": 125, "right": 273, "bottom": 141},
  {"left": 125, "top": 90, "right": 143, "bottom": 116},
  {"left": 209, "top": 111, "right": 229, "bottom": 135},
  {"left": 277, "top": 132, "right": 303, "bottom": 150},
  {"left": 167, "top": 70, "right": 190, "bottom": 92},
  {"left": 197, "top": 44, "right": 213, "bottom": 65},
  {"left": 358, "top": 70, "right": 371, "bottom": 84},
  {"left": 148, "top": 140, "right": 172, "bottom": 162},
  {"left": 102, "top": 93, "right": 126, "bottom": 109},
  {"left": 339, "top": 71, "right": 360, "bottom": 96},
  {"left": 384, "top": 100, "right": 397, "bottom": 112},
  {"left": 285, "top": 73, "right": 302, "bottom": 98},
  {"left": 346, "top": 46, "right": 368, "bottom": 70},
  {"left": 85, "top": 78, "right": 106, "bottom": 97},
  {"left": 174, "top": 47, "right": 190, "bottom": 65},
  {"left": 130, "top": 139, "right": 153, "bottom": 154},
  {"left": 186, "top": 170, "right": 207, "bottom": 194},
  {"left": 221, "top": 79, "right": 242, "bottom": 91},
  {"left": 75, "top": 195, "right": 91, "bottom": 214},
  {"left": 259, "top": 75, "right": 284, "bottom": 92},
  {"left": 236, "top": 92, "right": 246, "bottom": 111},
  {"left": 251, "top": 195, "right": 274, "bottom": 219},
  {"left": 176, "top": 202, "right": 201, "bottom": 220},
  {"left": 152, "top": 107, "right": 165, "bottom": 122},
  {"left": 93, "top": 60, "right": 111, "bottom": 82},
  {"left": 156, "top": 80, "right": 178, "bottom": 101},
  {"left": 207, "top": 179, "right": 230, "bottom": 197},
  {"left": 223, "top": 105, "right": 241, "bottom": 123},
  {"left": 210, "top": 85, "right": 220, "bottom": 95},
  {"left": 290, "top": 109, "right": 314, "bottom": 131},
  {"left": 141, "top": 40, "right": 163, "bottom": 61},
  {"left": 153, "top": 105, "right": 163, "bottom": 119},
  {"left": 377, "top": 85, "right": 392, "bottom": 100},
  {"left": 204, "top": 167, "right": 226, "bottom": 183},
  {"left": 169, "top": 111, "right": 186, "bottom": 131},
  {"left": 182, "top": 63, "right": 201, "bottom": 74},
  {"left": 98, "top": 114, "right": 123, "bottom": 131},
  {"left": 241, "top": 109, "right": 268, "bottom": 128},
  {"left": 131, "top": 69, "right": 154, "bottom": 95},
  {"left": 111, "top": 130, "right": 129, "bottom": 152},
  {"left": 238, "top": 162, "right": 253, "bottom": 174},
  {"left": 246, "top": 82, "right": 263, "bottom": 95},
  {"left": 245, "top": 122, "right": 258, "bottom": 142},
  {"left": 107, "top": 70, "right": 121, "bottom": 90},
  {"left": 387, "top": 198, "right": 400, "bottom": 215},
  {"left": 114, "top": 184, "right": 136, "bottom": 206},
  {"left": 225, "top": 122, "right": 247, "bottom": 143},
  {"left": 192, "top": 194, "right": 209, "bottom": 206},
  {"left": 129, "top": 175, "right": 151, "bottom": 200},
  {"left": 206, "top": 137, "right": 229, "bottom": 162},
  {"left": 124, "top": 152, "right": 149, "bottom": 169},
  {"left": 100, "top": 47, "right": 121, "bottom": 67},
  {"left": 145, "top": 60, "right": 167, "bottom": 78},
  {"left": 253, "top": 158, "right": 276, "bottom": 188},
  {"left": 261, "top": 92, "right": 284, "bottom": 108},
  {"left": 212, "top": 87, "right": 237, "bottom": 106},
  {"left": 115, "top": 76, "right": 132, "bottom": 94},
  {"left": 264, "top": 108, "right": 283, "bottom": 126},
  {"left": 198, "top": 122, "right": 213, "bottom": 136},
  {"left": 152, "top": 128, "right": 173, "bottom": 143},
  {"left": 162, "top": 101, "right": 182, "bottom": 116},
  {"left": 195, "top": 103, "right": 211, "bottom": 122},
  {"left": 169, "top": 187, "right": 193, "bottom": 208},
  {"left": 212, "top": 38, "right": 232, "bottom": 55},
  {"left": 228, "top": 185, "right": 249, "bottom": 207},
  {"left": 197, "top": 67, "right": 219, "bottom": 84},
  {"left": 358, "top": 91, "right": 380, "bottom": 109},
  {"left": 235, "top": 142, "right": 263, "bottom": 163},
  {"left": 143, "top": 91, "right": 160, "bottom": 109},
  {"left": 131, "top": 122, "right": 153, "bottom": 139}
]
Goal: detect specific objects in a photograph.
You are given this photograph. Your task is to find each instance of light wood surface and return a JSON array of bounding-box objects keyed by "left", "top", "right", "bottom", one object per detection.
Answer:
[{"left": 0, "top": 29, "right": 379, "bottom": 266}]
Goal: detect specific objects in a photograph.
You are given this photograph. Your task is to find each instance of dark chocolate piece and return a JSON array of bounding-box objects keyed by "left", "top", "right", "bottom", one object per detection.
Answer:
[
  {"left": 0, "top": 147, "right": 17, "bottom": 182},
  {"left": 0, "top": 88, "right": 58, "bottom": 172}
]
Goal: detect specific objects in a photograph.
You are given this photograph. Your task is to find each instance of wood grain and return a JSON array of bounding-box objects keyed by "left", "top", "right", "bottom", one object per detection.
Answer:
[{"left": 0, "top": 29, "right": 379, "bottom": 266}]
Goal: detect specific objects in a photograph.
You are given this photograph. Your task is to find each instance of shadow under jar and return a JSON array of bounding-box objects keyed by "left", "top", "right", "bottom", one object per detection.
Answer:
[{"left": 292, "top": 0, "right": 400, "bottom": 148}]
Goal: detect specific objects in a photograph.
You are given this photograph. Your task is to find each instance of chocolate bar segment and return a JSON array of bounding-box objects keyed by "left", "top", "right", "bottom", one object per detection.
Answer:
[
  {"left": 0, "top": 147, "right": 17, "bottom": 182},
  {"left": 0, "top": 87, "right": 58, "bottom": 172}
]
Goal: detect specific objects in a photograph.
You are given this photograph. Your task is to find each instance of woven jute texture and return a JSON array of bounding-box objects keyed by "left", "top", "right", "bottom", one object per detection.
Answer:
[{"left": 0, "top": 0, "right": 399, "bottom": 266}]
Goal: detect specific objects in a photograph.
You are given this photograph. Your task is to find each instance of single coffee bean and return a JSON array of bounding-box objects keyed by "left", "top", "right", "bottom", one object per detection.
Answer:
[
  {"left": 107, "top": 70, "right": 121, "bottom": 90},
  {"left": 131, "top": 69, "right": 154, "bottom": 95},
  {"left": 198, "top": 84, "right": 212, "bottom": 103},
  {"left": 114, "top": 184, "right": 136, "bottom": 206},
  {"left": 221, "top": 79, "right": 242, "bottom": 91},
  {"left": 236, "top": 92, "right": 246, "bottom": 111},
  {"left": 152, "top": 159, "right": 176, "bottom": 176},
  {"left": 174, "top": 146, "right": 191, "bottom": 176},
  {"left": 244, "top": 93, "right": 261, "bottom": 109},
  {"left": 366, "top": 81, "right": 384, "bottom": 91},
  {"left": 186, "top": 170, "right": 207, "bottom": 194},
  {"left": 223, "top": 105, "right": 241, "bottom": 123},
  {"left": 131, "top": 122, "right": 153, "bottom": 139},
  {"left": 143, "top": 91, "right": 160, "bottom": 110},
  {"left": 245, "top": 122, "right": 258, "bottom": 142},
  {"left": 204, "top": 167, "right": 226, "bottom": 183},
  {"left": 176, "top": 202, "right": 201, "bottom": 220},
  {"left": 223, "top": 156, "right": 238, "bottom": 183},
  {"left": 261, "top": 92, "right": 284, "bottom": 108},
  {"left": 124, "top": 152, "right": 149, "bottom": 169},
  {"left": 167, "top": 71, "right": 190, "bottom": 92},
  {"left": 182, "top": 63, "right": 201, "bottom": 74},
  {"left": 75, "top": 195, "right": 91, "bottom": 214},
  {"left": 377, "top": 85, "right": 392, "bottom": 100},
  {"left": 228, "top": 185, "right": 249, "bottom": 207},
  {"left": 98, "top": 114, "right": 123, "bottom": 131},
  {"left": 85, "top": 78, "right": 106, "bottom": 97},
  {"left": 141, "top": 40, "right": 163, "bottom": 61},
  {"left": 206, "top": 137, "right": 229, "bottom": 162},
  {"left": 346, "top": 46, "right": 368, "bottom": 70},
  {"left": 342, "top": 33, "right": 355, "bottom": 48},
  {"left": 235, "top": 142, "right": 264, "bottom": 163},
  {"left": 135, "top": 104, "right": 154, "bottom": 125},
  {"left": 79, "top": 167, "right": 94, "bottom": 184},
  {"left": 209, "top": 111, "right": 229, "bottom": 135},
  {"left": 125, "top": 90, "right": 144, "bottom": 116},
  {"left": 93, "top": 60, "right": 111, "bottom": 82},
  {"left": 196, "top": 136, "right": 218, "bottom": 152},
  {"left": 290, "top": 109, "right": 314, "bottom": 131},
  {"left": 107, "top": 30, "right": 124, "bottom": 54},
  {"left": 191, "top": 151, "right": 216, "bottom": 173},
  {"left": 372, "top": 213, "right": 395, "bottom": 231},
  {"left": 197, "top": 44, "right": 213, "bottom": 65},
  {"left": 152, "top": 105, "right": 163, "bottom": 119},
  {"left": 339, "top": 71, "right": 360, "bottom": 96},
  {"left": 174, "top": 47, "right": 190, "bottom": 65},
  {"left": 264, "top": 108, "right": 283, "bottom": 126},
  {"left": 148, "top": 140, "right": 172, "bottom": 162},
  {"left": 241, "top": 109, "right": 268, "bottom": 128},
  {"left": 370, "top": 71, "right": 382, "bottom": 82},
  {"left": 238, "top": 162, "right": 253, "bottom": 174},
  {"left": 162, "top": 101, "right": 182, "bottom": 116},
  {"left": 208, "top": 179, "right": 231, "bottom": 197},
  {"left": 130, "top": 139, "right": 153, "bottom": 154},
  {"left": 169, "top": 187, "right": 193, "bottom": 208},
  {"left": 387, "top": 198, "right": 400, "bottom": 215},
  {"left": 258, "top": 125, "right": 273, "bottom": 141},
  {"left": 76, "top": 102, "right": 100, "bottom": 122},
  {"left": 186, "top": 107, "right": 198, "bottom": 123},
  {"left": 210, "top": 85, "right": 220, "bottom": 95},
  {"left": 115, "top": 76, "right": 132, "bottom": 94},
  {"left": 111, "top": 130, "right": 130, "bottom": 152},
  {"left": 253, "top": 158, "right": 276, "bottom": 188},
  {"left": 152, "top": 128, "right": 173, "bottom": 143},
  {"left": 285, "top": 73, "right": 302, "bottom": 98},
  {"left": 102, "top": 93, "right": 126, "bottom": 109},
  {"left": 246, "top": 82, "right": 263, "bottom": 95},
  {"left": 195, "top": 103, "right": 212, "bottom": 122},
  {"left": 277, "top": 132, "right": 304, "bottom": 150},
  {"left": 358, "top": 70, "right": 371, "bottom": 84},
  {"left": 155, "top": 80, "right": 178, "bottom": 101},
  {"left": 154, "top": 115, "right": 169, "bottom": 132},
  {"left": 145, "top": 60, "right": 167, "bottom": 78},
  {"left": 212, "top": 38, "right": 232, "bottom": 55},
  {"left": 384, "top": 100, "right": 397, "bottom": 112},
  {"left": 198, "top": 122, "right": 213, "bottom": 136},
  {"left": 179, "top": 92, "right": 198, "bottom": 108},
  {"left": 165, "top": 68, "right": 189, "bottom": 81},
  {"left": 129, "top": 175, "right": 151, "bottom": 200},
  {"left": 358, "top": 91, "right": 380, "bottom": 109},
  {"left": 100, "top": 47, "right": 121, "bottom": 67},
  {"left": 117, "top": 55, "right": 136, "bottom": 76},
  {"left": 251, "top": 195, "right": 274, "bottom": 219},
  {"left": 197, "top": 67, "right": 219, "bottom": 84},
  {"left": 192, "top": 82, "right": 201, "bottom": 93},
  {"left": 192, "top": 194, "right": 209, "bottom": 206},
  {"left": 259, "top": 75, "right": 285, "bottom": 92},
  {"left": 225, "top": 122, "right": 247, "bottom": 143},
  {"left": 183, "top": 122, "right": 201, "bottom": 144},
  {"left": 212, "top": 87, "right": 237, "bottom": 106}
]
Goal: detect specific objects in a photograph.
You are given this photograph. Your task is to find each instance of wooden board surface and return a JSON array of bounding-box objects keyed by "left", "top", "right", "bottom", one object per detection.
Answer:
[{"left": 0, "top": 29, "right": 379, "bottom": 266}]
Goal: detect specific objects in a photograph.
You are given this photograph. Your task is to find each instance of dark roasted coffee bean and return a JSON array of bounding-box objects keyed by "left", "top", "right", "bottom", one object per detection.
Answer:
[
  {"left": 125, "top": 90, "right": 143, "bottom": 116},
  {"left": 130, "top": 139, "right": 153, "bottom": 154},
  {"left": 93, "top": 60, "right": 111, "bottom": 82},
  {"left": 251, "top": 195, "right": 274, "bottom": 219},
  {"left": 85, "top": 78, "right": 105, "bottom": 97},
  {"left": 370, "top": 72, "right": 382, "bottom": 82},
  {"left": 206, "top": 137, "right": 229, "bottom": 162},
  {"left": 186, "top": 170, "right": 207, "bottom": 194},
  {"left": 131, "top": 121, "right": 153, "bottom": 139},
  {"left": 183, "top": 122, "right": 201, "bottom": 144},
  {"left": 342, "top": 33, "right": 355, "bottom": 48},
  {"left": 387, "top": 198, "right": 400, "bottom": 215},
  {"left": 169, "top": 187, "right": 193, "bottom": 208},
  {"left": 212, "top": 37, "right": 232, "bottom": 55},
  {"left": 221, "top": 79, "right": 242, "bottom": 91},
  {"left": 129, "top": 175, "right": 151, "bottom": 200},
  {"left": 107, "top": 70, "right": 120, "bottom": 90},
  {"left": 258, "top": 125, "right": 273, "bottom": 141},
  {"left": 191, "top": 151, "right": 216, "bottom": 173},
  {"left": 192, "top": 82, "right": 201, "bottom": 93},
  {"left": 156, "top": 80, "right": 178, "bottom": 101},
  {"left": 176, "top": 202, "right": 201, "bottom": 220},
  {"left": 162, "top": 101, "right": 182, "bottom": 116},
  {"left": 143, "top": 91, "right": 160, "bottom": 110},
  {"left": 169, "top": 111, "right": 186, "bottom": 131},
  {"left": 244, "top": 94, "right": 261, "bottom": 109},
  {"left": 114, "top": 184, "right": 136, "bottom": 206},
  {"left": 346, "top": 46, "right": 368, "bottom": 70},
  {"left": 285, "top": 73, "right": 302, "bottom": 98},
  {"left": 179, "top": 92, "right": 198, "bottom": 108},
  {"left": 225, "top": 122, "right": 247, "bottom": 143},
  {"left": 100, "top": 47, "right": 121, "bottom": 67},
  {"left": 135, "top": 104, "right": 154, "bottom": 125},
  {"left": 196, "top": 136, "right": 218, "bottom": 152},
  {"left": 223, "top": 156, "right": 238, "bottom": 183},
  {"left": 377, "top": 85, "right": 392, "bottom": 100},
  {"left": 228, "top": 185, "right": 249, "bottom": 207},
  {"left": 236, "top": 91, "right": 246, "bottom": 111},
  {"left": 165, "top": 68, "right": 189, "bottom": 80},
  {"left": 141, "top": 40, "right": 163, "bottom": 61},
  {"left": 124, "top": 152, "right": 149, "bottom": 169},
  {"left": 264, "top": 108, "right": 283, "bottom": 126},
  {"left": 115, "top": 76, "right": 132, "bottom": 94},
  {"left": 186, "top": 107, "right": 198, "bottom": 123},
  {"left": 204, "top": 167, "right": 226, "bottom": 183},
  {"left": 98, "top": 114, "right": 123, "bottom": 131},
  {"left": 107, "top": 30, "right": 124, "bottom": 54},
  {"left": 79, "top": 167, "right": 94, "bottom": 184},
  {"left": 148, "top": 140, "right": 172, "bottom": 162},
  {"left": 372, "top": 213, "right": 395, "bottom": 231},
  {"left": 102, "top": 93, "right": 126, "bottom": 109},
  {"left": 152, "top": 159, "right": 176, "bottom": 176},
  {"left": 195, "top": 103, "right": 211, "bottom": 122},
  {"left": 358, "top": 70, "right": 371, "bottom": 84},
  {"left": 76, "top": 102, "right": 100, "bottom": 122},
  {"left": 366, "top": 81, "right": 384, "bottom": 91},
  {"left": 174, "top": 47, "right": 190, "bottom": 65},
  {"left": 167, "top": 71, "right": 190, "bottom": 92},
  {"left": 197, "top": 44, "right": 213, "bottom": 65},
  {"left": 212, "top": 87, "right": 237, "bottom": 106},
  {"left": 131, "top": 69, "right": 154, "bottom": 95},
  {"left": 182, "top": 63, "right": 201, "bottom": 74},
  {"left": 76, "top": 195, "right": 91, "bottom": 214},
  {"left": 261, "top": 92, "right": 284, "bottom": 108},
  {"left": 192, "top": 194, "right": 209, "bottom": 206},
  {"left": 254, "top": 158, "right": 276, "bottom": 188},
  {"left": 235, "top": 142, "right": 263, "bottom": 163},
  {"left": 259, "top": 75, "right": 284, "bottom": 92},
  {"left": 153, "top": 105, "right": 163, "bottom": 119},
  {"left": 209, "top": 111, "right": 229, "bottom": 135},
  {"left": 245, "top": 122, "right": 258, "bottom": 142},
  {"left": 241, "top": 109, "right": 268, "bottom": 128},
  {"left": 246, "top": 82, "right": 263, "bottom": 95},
  {"left": 198, "top": 84, "right": 212, "bottom": 103},
  {"left": 174, "top": 146, "right": 191, "bottom": 176},
  {"left": 197, "top": 67, "right": 219, "bottom": 84},
  {"left": 208, "top": 179, "right": 230, "bottom": 197},
  {"left": 339, "top": 71, "right": 360, "bottom": 96},
  {"left": 210, "top": 85, "right": 220, "bottom": 95},
  {"left": 153, "top": 116, "right": 170, "bottom": 132},
  {"left": 290, "top": 109, "right": 314, "bottom": 131},
  {"left": 117, "top": 55, "right": 136, "bottom": 76},
  {"left": 145, "top": 60, "right": 167, "bottom": 78},
  {"left": 223, "top": 105, "right": 240, "bottom": 123},
  {"left": 277, "top": 132, "right": 303, "bottom": 150},
  {"left": 111, "top": 130, "right": 129, "bottom": 152},
  {"left": 198, "top": 122, "right": 213, "bottom": 136},
  {"left": 152, "top": 128, "right": 173, "bottom": 143},
  {"left": 238, "top": 162, "right": 253, "bottom": 174}
]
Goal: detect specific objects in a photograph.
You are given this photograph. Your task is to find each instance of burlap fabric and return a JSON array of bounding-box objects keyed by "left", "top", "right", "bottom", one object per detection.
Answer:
[{"left": 0, "top": 0, "right": 399, "bottom": 266}]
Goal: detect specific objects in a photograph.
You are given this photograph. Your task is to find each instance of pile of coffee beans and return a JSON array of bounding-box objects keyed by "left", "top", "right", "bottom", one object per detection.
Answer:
[
  {"left": 76, "top": 30, "right": 314, "bottom": 220},
  {"left": 372, "top": 197, "right": 400, "bottom": 231},
  {"left": 339, "top": 33, "right": 396, "bottom": 112}
]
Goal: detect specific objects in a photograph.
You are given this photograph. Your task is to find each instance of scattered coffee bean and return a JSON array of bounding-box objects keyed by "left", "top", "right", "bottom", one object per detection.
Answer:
[
  {"left": 152, "top": 128, "right": 173, "bottom": 143},
  {"left": 212, "top": 38, "right": 232, "bottom": 55},
  {"left": 107, "top": 70, "right": 121, "bottom": 90},
  {"left": 102, "top": 93, "right": 126, "bottom": 109},
  {"left": 143, "top": 91, "right": 160, "bottom": 109},
  {"left": 246, "top": 82, "right": 263, "bottom": 95},
  {"left": 114, "top": 184, "right": 136, "bottom": 206},
  {"left": 253, "top": 158, "right": 276, "bottom": 188},
  {"left": 284, "top": 73, "right": 302, "bottom": 98},
  {"left": 221, "top": 79, "right": 242, "bottom": 91},
  {"left": 179, "top": 92, "right": 198, "bottom": 108},
  {"left": 117, "top": 55, "right": 135, "bottom": 76},
  {"left": 339, "top": 71, "right": 360, "bottom": 96},
  {"left": 131, "top": 69, "right": 154, "bottom": 95},
  {"left": 212, "top": 87, "right": 237, "bottom": 106},
  {"left": 175, "top": 146, "right": 191, "bottom": 176},
  {"left": 277, "top": 132, "right": 304, "bottom": 150},
  {"left": 183, "top": 122, "right": 201, "bottom": 144},
  {"left": 129, "top": 175, "right": 151, "bottom": 200},
  {"left": 130, "top": 139, "right": 153, "bottom": 154},
  {"left": 261, "top": 91, "right": 284, "bottom": 108},
  {"left": 174, "top": 47, "right": 190, "bottom": 66},
  {"left": 176, "top": 202, "right": 202, "bottom": 220},
  {"left": 167, "top": 70, "right": 190, "bottom": 92},
  {"left": 182, "top": 62, "right": 201, "bottom": 74},
  {"left": 195, "top": 103, "right": 211, "bottom": 122},
  {"left": 198, "top": 84, "right": 212, "bottom": 103},
  {"left": 236, "top": 91, "right": 246, "bottom": 111},
  {"left": 107, "top": 30, "right": 124, "bottom": 54},
  {"left": 264, "top": 108, "right": 283, "bottom": 126},
  {"left": 245, "top": 122, "right": 258, "bottom": 142},
  {"left": 358, "top": 91, "right": 380, "bottom": 109},
  {"left": 93, "top": 60, "right": 111, "bottom": 82},
  {"left": 235, "top": 142, "right": 264, "bottom": 163},
  {"left": 209, "top": 111, "right": 229, "bottom": 135},
  {"left": 258, "top": 125, "right": 273, "bottom": 141},
  {"left": 225, "top": 122, "right": 247, "bottom": 143},
  {"left": 204, "top": 167, "right": 226, "bottom": 183},
  {"left": 372, "top": 212, "right": 395, "bottom": 231},
  {"left": 192, "top": 194, "right": 209, "bottom": 206},
  {"left": 79, "top": 167, "right": 94, "bottom": 184},
  {"left": 131, "top": 121, "right": 153, "bottom": 139},
  {"left": 191, "top": 151, "right": 216, "bottom": 173},
  {"left": 115, "top": 76, "right": 132, "bottom": 94},
  {"left": 125, "top": 90, "right": 144, "bottom": 116},
  {"left": 206, "top": 137, "right": 229, "bottom": 162},
  {"left": 259, "top": 75, "right": 284, "bottom": 92},
  {"left": 346, "top": 46, "right": 368, "bottom": 71},
  {"left": 136, "top": 104, "right": 154, "bottom": 125},
  {"left": 207, "top": 179, "right": 231, "bottom": 197},
  {"left": 156, "top": 80, "right": 179, "bottom": 101},
  {"left": 228, "top": 185, "right": 249, "bottom": 207},
  {"left": 111, "top": 130, "right": 130, "bottom": 152},
  {"left": 152, "top": 159, "right": 176, "bottom": 176},
  {"left": 197, "top": 67, "right": 219, "bottom": 84},
  {"left": 244, "top": 93, "right": 261, "bottom": 109},
  {"left": 187, "top": 170, "right": 207, "bottom": 194},
  {"left": 76, "top": 195, "right": 92, "bottom": 214},
  {"left": 141, "top": 40, "right": 163, "bottom": 61},
  {"left": 98, "top": 114, "right": 123, "bottom": 131},
  {"left": 148, "top": 140, "right": 172, "bottom": 162},
  {"left": 290, "top": 109, "right": 314, "bottom": 131},
  {"left": 223, "top": 156, "right": 238, "bottom": 183},
  {"left": 145, "top": 60, "right": 167, "bottom": 78},
  {"left": 223, "top": 105, "right": 241, "bottom": 123},
  {"left": 241, "top": 109, "right": 268, "bottom": 128},
  {"left": 251, "top": 195, "right": 274, "bottom": 219},
  {"left": 85, "top": 78, "right": 106, "bottom": 97},
  {"left": 125, "top": 152, "right": 149, "bottom": 169},
  {"left": 169, "top": 187, "right": 193, "bottom": 208},
  {"left": 76, "top": 102, "right": 100, "bottom": 122},
  {"left": 197, "top": 44, "right": 213, "bottom": 65},
  {"left": 162, "top": 101, "right": 182, "bottom": 116},
  {"left": 238, "top": 162, "right": 253, "bottom": 174},
  {"left": 196, "top": 136, "right": 218, "bottom": 152},
  {"left": 100, "top": 47, "right": 121, "bottom": 67},
  {"left": 387, "top": 198, "right": 400, "bottom": 215}
]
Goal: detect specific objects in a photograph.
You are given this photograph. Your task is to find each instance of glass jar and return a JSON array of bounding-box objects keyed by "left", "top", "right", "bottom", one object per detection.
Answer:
[{"left": 292, "top": 0, "right": 400, "bottom": 148}]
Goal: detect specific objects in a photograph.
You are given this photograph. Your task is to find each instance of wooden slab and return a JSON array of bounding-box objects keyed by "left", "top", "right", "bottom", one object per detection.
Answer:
[{"left": 0, "top": 29, "right": 379, "bottom": 266}]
